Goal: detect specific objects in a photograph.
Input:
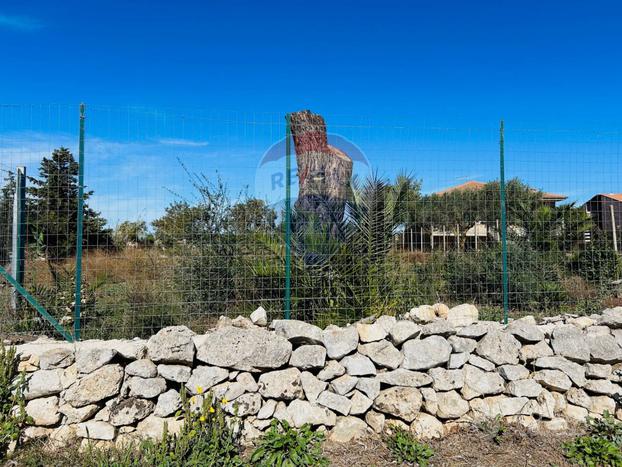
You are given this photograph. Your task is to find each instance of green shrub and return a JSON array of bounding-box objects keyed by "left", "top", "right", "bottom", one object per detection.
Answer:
[
  {"left": 250, "top": 419, "right": 328, "bottom": 467},
  {"left": 0, "top": 342, "right": 30, "bottom": 459},
  {"left": 563, "top": 411, "right": 622, "bottom": 466},
  {"left": 475, "top": 415, "right": 507, "bottom": 445},
  {"left": 563, "top": 436, "right": 622, "bottom": 466},
  {"left": 384, "top": 426, "right": 434, "bottom": 466}
]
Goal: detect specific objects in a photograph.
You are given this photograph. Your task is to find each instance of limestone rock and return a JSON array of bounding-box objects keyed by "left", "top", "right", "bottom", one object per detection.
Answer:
[
  {"left": 564, "top": 404, "right": 589, "bottom": 422},
  {"left": 446, "top": 304, "right": 479, "bottom": 327},
  {"left": 317, "top": 361, "right": 345, "bottom": 381},
  {"left": 356, "top": 377, "right": 381, "bottom": 400},
  {"left": 599, "top": 307, "right": 622, "bottom": 328},
  {"left": 373, "top": 387, "right": 422, "bottom": 422},
  {"left": 448, "top": 336, "right": 477, "bottom": 354},
  {"left": 532, "top": 370, "right": 572, "bottom": 392},
  {"left": 358, "top": 341, "right": 403, "bottom": 369},
  {"left": 26, "top": 396, "right": 60, "bottom": 426},
  {"left": 411, "top": 412, "right": 444, "bottom": 439},
  {"left": 135, "top": 416, "right": 183, "bottom": 440},
  {"left": 185, "top": 366, "right": 229, "bottom": 395},
  {"left": 126, "top": 359, "right": 157, "bottom": 378},
  {"left": 287, "top": 399, "right": 336, "bottom": 427},
  {"left": 584, "top": 379, "right": 621, "bottom": 396},
  {"left": 250, "top": 306, "right": 268, "bottom": 326},
  {"left": 457, "top": 323, "right": 494, "bottom": 339},
  {"left": 475, "top": 331, "right": 521, "bottom": 366},
  {"left": 429, "top": 368, "right": 464, "bottom": 391},
  {"left": 448, "top": 352, "right": 469, "bottom": 369},
  {"left": 506, "top": 379, "right": 543, "bottom": 398},
  {"left": 109, "top": 398, "right": 155, "bottom": 426},
  {"left": 498, "top": 364, "right": 530, "bottom": 381},
  {"left": 195, "top": 327, "right": 291, "bottom": 371},
  {"left": 566, "top": 388, "right": 592, "bottom": 409},
  {"left": 421, "top": 320, "right": 456, "bottom": 337},
  {"left": 365, "top": 411, "right": 385, "bottom": 433},
  {"left": 76, "top": 421, "right": 116, "bottom": 440},
  {"left": 470, "top": 395, "right": 529, "bottom": 418},
  {"left": 271, "top": 320, "right": 323, "bottom": 345},
  {"left": 76, "top": 348, "right": 117, "bottom": 374},
  {"left": 586, "top": 334, "right": 622, "bottom": 363},
  {"left": 355, "top": 322, "right": 388, "bottom": 343},
  {"left": 590, "top": 395, "right": 616, "bottom": 415},
  {"left": 147, "top": 326, "right": 195, "bottom": 364},
  {"left": 330, "top": 374, "right": 359, "bottom": 396},
  {"left": 388, "top": 321, "right": 420, "bottom": 346},
  {"left": 421, "top": 387, "right": 438, "bottom": 416},
  {"left": 550, "top": 325, "right": 590, "bottom": 363},
  {"left": 506, "top": 319, "right": 545, "bottom": 343},
  {"left": 402, "top": 336, "right": 451, "bottom": 370},
  {"left": 157, "top": 364, "right": 191, "bottom": 383},
  {"left": 586, "top": 363, "right": 612, "bottom": 379},
  {"left": 433, "top": 303, "right": 450, "bottom": 319},
  {"left": 317, "top": 391, "right": 351, "bottom": 416},
  {"left": 39, "top": 348, "right": 74, "bottom": 370},
  {"left": 289, "top": 345, "right": 326, "bottom": 370},
  {"left": 520, "top": 341, "right": 554, "bottom": 362},
  {"left": 224, "top": 393, "right": 262, "bottom": 416},
  {"left": 534, "top": 356, "right": 586, "bottom": 387},
  {"left": 322, "top": 325, "right": 359, "bottom": 360},
  {"left": 300, "top": 371, "right": 327, "bottom": 403},
  {"left": 340, "top": 353, "right": 376, "bottom": 376},
  {"left": 128, "top": 376, "right": 167, "bottom": 399},
  {"left": 257, "top": 399, "right": 277, "bottom": 419},
  {"left": 58, "top": 403, "right": 99, "bottom": 424},
  {"left": 376, "top": 369, "right": 432, "bottom": 387},
  {"left": 25, "top": 369, "right": 63, "bottom": 400},
  {"left": 461, "top": 364, "right": 504, "bottom": 400},
  {"left": 154, "top": 389, "right": 181, "bottom": 417},
  {"left": 409, "top": 305, "right": 436, "bottom": 323},
  {"left": 468, "top": 355, "right": 496, "bottom": 371},
  {"left": 436, "top": 390, "right": 469, "bottom": 419},
  {"left": 349, "top": 390, "right": 373, "bottom": 415},
  {"left": 64, "top": 364, "right": 124, "bottom": 407},
  {"left": 329, "top": 416, "right": 368, "bottom": 443},
  {"left": 258, "top": 368, "right": 303, "bottom": 400}
]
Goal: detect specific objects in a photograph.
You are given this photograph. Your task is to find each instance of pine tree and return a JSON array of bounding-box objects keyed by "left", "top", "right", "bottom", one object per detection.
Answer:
[
  {"left": 0, "top": 172, "right": 15, "bottom": 265},
  {"left": 28, "top": 147, "right": 111, "bottom": 262}
]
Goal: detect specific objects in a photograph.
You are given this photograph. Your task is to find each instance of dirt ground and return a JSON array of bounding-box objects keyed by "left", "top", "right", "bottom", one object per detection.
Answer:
[{"left": 323, "top": 424, "right": 583, "bottom": 466}]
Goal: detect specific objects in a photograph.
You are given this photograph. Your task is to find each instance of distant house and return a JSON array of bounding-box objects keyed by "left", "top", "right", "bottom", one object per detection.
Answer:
[
  {"left": 583, "top": 194, "right": 622, "bottom": 250},
  {"left": 396, "top": 180, "right": 567, "bottom": 252}
]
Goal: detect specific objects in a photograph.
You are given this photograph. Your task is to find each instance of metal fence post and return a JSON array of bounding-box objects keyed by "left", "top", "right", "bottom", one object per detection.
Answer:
[
  {"left": 284, "top": 114, "right": 292, "bottom": 320},
  {"left": 74, "top": 103, "right": 86, "bottom": 340},
  {"left": 499, "top": 120, "right": 509, "bottom": 325},
  {"left": 10, "top": 166, "right": 26, "bottom": 311}
]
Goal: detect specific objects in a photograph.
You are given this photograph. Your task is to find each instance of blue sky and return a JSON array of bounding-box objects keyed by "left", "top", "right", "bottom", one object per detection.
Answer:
[{"left": 0, "top": 1, "right": 621, "bottom": 226}]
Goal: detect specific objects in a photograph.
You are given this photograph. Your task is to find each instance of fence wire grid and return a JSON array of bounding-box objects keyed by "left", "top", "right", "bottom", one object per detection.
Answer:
[{"left": 0, "top": 104, "right": 620, "bottom": 340}]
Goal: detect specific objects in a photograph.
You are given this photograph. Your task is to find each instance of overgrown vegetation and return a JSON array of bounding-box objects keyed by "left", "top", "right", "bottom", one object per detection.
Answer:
[
  {"left": 563, "top": 411, "right": 622, "bottom": 466},
  {"left": 0, "top": 342, "right": 30, "bottom": 459},
  {"left": 474, "top": 415, "right": 508, "bottom": 445},
  {"left": 384, "top": 426, "right": 435, "bottom": 466},
  {"left": 250, "top": 419, "right": 329, "bottom": 466},
  {"left": 1, "top": 148, "right": 620, "bottom": 339}
]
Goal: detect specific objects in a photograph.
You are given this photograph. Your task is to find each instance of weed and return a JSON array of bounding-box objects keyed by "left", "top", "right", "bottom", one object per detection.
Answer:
[{"left": 384, "top": 426, "right": 434, "bottom": 466}]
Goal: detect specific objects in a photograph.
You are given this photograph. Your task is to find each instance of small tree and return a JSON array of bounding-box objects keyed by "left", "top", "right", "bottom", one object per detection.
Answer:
[
  {"left": 0, "top": 173, "right": 15, "bottom": 265},
  {"left": 230, "top": 199, "right": 276, "bottom": 233},
  {"left": 113, "top": 220, "right": 149, "bottom": 247},
  {"left": 28, "top": 147, "right": 111, "bottom": 262}
]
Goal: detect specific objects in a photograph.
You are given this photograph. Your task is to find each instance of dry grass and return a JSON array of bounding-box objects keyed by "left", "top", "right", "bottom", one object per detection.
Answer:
[{"left": 322, "top": 424, "right": 584, "bottom": 467}]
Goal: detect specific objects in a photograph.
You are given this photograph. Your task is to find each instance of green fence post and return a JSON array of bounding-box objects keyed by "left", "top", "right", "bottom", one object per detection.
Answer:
[
  {"left": 10, "top": 166, "right": 26, "bottom": 311},
  {"left": 284, "top": 114, "right": 292, "bottom": 320},
  {"left": 74, "top": 103, "right": 86, "bottom": 340},
  {"left": 499, "top": 120, "right": 509, "bottom": 325}
]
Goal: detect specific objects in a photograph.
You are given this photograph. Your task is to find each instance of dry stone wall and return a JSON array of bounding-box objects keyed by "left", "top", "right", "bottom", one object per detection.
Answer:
[{"left": 14, "top": 305, "right": 622, "bottom": 447}]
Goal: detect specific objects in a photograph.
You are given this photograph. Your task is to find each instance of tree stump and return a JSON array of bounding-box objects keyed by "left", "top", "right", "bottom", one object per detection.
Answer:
[{"left": 289, "top": 110, "right": 353, "bottom": 248}]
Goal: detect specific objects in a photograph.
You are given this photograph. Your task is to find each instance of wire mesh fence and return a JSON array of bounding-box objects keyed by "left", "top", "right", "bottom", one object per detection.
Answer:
[{"left": 0, "top": 104, "right": 620, "bottom": 340}]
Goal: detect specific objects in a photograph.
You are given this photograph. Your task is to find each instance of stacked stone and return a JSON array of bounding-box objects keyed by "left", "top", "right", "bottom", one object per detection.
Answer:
[{"left": 14, "top": 305, "right": 622, "bottom": 448}]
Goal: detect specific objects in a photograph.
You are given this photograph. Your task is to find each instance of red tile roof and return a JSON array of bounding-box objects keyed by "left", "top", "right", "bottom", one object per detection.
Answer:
[{"left": 435, "top": 180, "right": 567, "bottom": 201}]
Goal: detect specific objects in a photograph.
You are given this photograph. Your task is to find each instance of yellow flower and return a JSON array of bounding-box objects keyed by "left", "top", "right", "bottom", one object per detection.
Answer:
[
  {"left": 196, "top": 386, "right": 204, "bottom": 394},
  {"left": 221, "top": 398, "right": 228, "bottom": 405},
  {"left": 199, "top": 416, "right": 206, "bottom": 422},
  {"left": 190, "top": 396, "right": 196, "bottom": 404},
  {"left": 209, "top": 407, "right": 215, "bottom": 413}
]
